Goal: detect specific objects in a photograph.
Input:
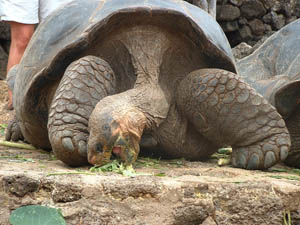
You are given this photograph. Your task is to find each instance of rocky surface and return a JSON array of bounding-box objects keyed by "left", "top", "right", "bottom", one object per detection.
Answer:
[
  {"left": 232, "top": 42, "right": 253, "bottom": 59},
  {"left": 0, "top": 143, "right": 300, "bottom": 225}
]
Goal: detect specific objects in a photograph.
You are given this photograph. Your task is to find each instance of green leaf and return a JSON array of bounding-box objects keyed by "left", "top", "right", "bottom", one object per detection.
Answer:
[
  {"left": 9, "top": 205, "right": 66, "bottom": 225},
  {"left": 155, "top": 172, "right": 166, "bottom": 177},
  {"left": 90, "top": 160, "right": 122, "bottom": 173},
  {"left": 269, "top": 168, "right": 288, "bottom": 173},
  {"left": 122, "top": 167, "right": 136, "bottom": 177},
  {"left": 218, "top": 147, "right": 232, "bottom": 154}
]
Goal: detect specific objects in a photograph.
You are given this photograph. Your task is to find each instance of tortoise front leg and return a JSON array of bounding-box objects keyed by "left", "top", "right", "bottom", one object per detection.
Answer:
[
  {"left": 48, "top": 55, "right": 116, "bottom": 166},
  {"left": 176, "top": 68, "right": 290, "bottom": 170}
]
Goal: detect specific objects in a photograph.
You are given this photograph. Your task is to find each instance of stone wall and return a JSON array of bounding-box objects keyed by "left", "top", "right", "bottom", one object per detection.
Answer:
[
  {"left": 217, "top": 0, "right": 300, "bottom": 46},
  {"left": 0, "top": 0, "right": 300, "bottom": 79}
]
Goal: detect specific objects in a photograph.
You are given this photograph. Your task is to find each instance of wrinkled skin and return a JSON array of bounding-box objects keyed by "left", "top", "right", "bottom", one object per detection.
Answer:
[{"left": 5, "top": 0, "right": 291, "bottom": 169}]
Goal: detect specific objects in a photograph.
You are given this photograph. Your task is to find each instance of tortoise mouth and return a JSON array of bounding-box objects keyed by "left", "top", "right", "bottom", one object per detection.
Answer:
[
  {"left": 88, "top": 134, "right": 131, "bottom": 166},
  {"left": 112, "top": 146, "right": 122, "bottom": 156}
]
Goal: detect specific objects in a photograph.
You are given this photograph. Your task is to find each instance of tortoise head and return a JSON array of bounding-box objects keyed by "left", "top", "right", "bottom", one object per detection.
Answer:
[{"left": 87, "top": 100, "right": 147, "bottom": 166}]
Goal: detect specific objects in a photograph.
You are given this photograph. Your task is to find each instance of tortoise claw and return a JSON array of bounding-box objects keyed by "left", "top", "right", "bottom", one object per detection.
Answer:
[
  {"left": 61, "top": 137, "right": 75, "bottom": 152},
  {"left": 78, "top": 140, "right": 87, "bottom": 156},
  {"left": 49, "top": 129, "right": 89, "bottom": 166},
  {"left": 231, "top": 133, "right": 291, "bottom": 170}
]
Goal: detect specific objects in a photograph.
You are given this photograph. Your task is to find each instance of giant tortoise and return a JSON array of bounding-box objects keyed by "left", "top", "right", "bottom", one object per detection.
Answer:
[
  {"left": 6, "top": 0, "right": 290, "bottom": 170},
  {"left": 238, "top": 19, "right": 300, "bottom": 168}
]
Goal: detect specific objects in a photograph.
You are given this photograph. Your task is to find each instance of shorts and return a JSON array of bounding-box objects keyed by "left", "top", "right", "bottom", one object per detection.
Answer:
[{"left": 0, "top": 0, "right": 73, "bottom": 24}]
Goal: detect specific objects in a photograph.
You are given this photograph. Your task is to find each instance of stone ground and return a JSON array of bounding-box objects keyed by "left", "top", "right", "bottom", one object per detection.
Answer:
[{"left": 0, "top": 80, "right": 300, "bottom": 225}]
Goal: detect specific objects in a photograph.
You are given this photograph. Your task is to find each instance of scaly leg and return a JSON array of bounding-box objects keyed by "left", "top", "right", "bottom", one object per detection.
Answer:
[
  {"left": 48, "top": 55, "right": 116, "bottom": 166},
  {"left": 176, "top": 68, "right": 290, "bottom": 170}
]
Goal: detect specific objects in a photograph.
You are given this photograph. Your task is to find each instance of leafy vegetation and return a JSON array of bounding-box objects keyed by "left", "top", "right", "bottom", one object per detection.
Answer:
[
  {"left": 9, "top": 205, "right": 66, "bottom": 225},
  {"left": 90, "top": 160, "right": 124, "bottom": 173},
  {"left": 217, "top": 147, "right": 232, "bottom": 154},
  {"left": 90, "top": 160, "right": 140, "bottom": 177},
  {"left": 283, "top": 210, "right": 292, "bottom": 225},
  {"left": 211, "top": 148, "right": 232, "bottom": 166},
  {"left": 0, "top": 124, "right": 7, "bottom": 136},
  {"left": 89, "top": 158, "right": 170, "bottom": 177},
  {"left": 268, "top": 175, "right": 300, "bottom": 181},
  {"left": 269, "top": 167, "right": 300, "bottom": 181},
  {"left": 211, "top": 147, "right": 232, "bottom": 159}
]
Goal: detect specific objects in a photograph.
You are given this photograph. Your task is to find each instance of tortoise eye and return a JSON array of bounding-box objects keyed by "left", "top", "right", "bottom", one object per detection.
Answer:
[{"left": 95, "top": 143, "right": 103, "bottom": 153}]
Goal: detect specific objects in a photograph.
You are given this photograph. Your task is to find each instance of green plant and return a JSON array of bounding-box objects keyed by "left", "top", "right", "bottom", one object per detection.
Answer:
[
  {"left": 90, "top": 160, "right": 137, "bottom": 176},
  {"left": 90, "top": 160, "right": 123, "bottom": 173},
  {"left": 90, "top": 160, "right": 152, "bottom": 177},
  {"left": 0, "top": 124, "right": 7, "bottom": 136},
  {"left": 218, "top": 147, "right": 232, "bottom": 154},
  {"left": 135, "top": 157, "right": 161, "bottom": 169},
  {"left": 283, "top": 210, "right": 291, "bottom": 225},
  {"left": 9, "top": 205, "right": 66, "bottom": 225},
  {"left": 268, "top": 175, "right": 300, "bottom": 181},
  {"left": 46, "top": 171, "right": 95, "bottom": 177}
]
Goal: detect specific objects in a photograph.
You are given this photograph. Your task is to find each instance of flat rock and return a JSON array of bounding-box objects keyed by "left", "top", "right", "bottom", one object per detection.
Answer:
[
  {"left": 217, "top": 4, "right": 240, "bottom": 21},
  {"left": 240, "top": 0, "right": 267, "bottom": 19},
  {"left": 0, "top": 138, "right": 300, "bottom": 225},
  {"left": 232, "top": 42, "right": 253, "bottom": 59}
]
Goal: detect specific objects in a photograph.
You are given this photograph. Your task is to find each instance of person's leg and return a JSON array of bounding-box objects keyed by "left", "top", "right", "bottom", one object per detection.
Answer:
[{"left": 6, "top": 22, "right": 35, "bottom": 109}]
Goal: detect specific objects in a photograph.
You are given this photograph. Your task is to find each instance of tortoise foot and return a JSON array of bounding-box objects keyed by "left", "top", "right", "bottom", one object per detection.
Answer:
[
  {"left": 48, "top": 55, "right": 116, "bottom": 166},
  {"left": 5, "top": 116, "right": 24, "bottom": 142},
  {"left": 49, "top": 127, "right": 89, "bottom": 166},
  {"left": 232, "top": 133, "right": 290, "bottom": 170}
]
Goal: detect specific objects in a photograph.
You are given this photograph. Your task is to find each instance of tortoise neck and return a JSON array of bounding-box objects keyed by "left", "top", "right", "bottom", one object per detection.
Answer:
[
  {"left": 126, "top": 85, "right": 170, "bottom": 129},
  {"left": 119, "top": 25, "right": 171, "bottom": 85}
]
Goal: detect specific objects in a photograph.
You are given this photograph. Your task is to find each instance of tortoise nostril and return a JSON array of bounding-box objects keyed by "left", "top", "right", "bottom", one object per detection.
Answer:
[{"left": 95, "top": 143, "right": 103, "bottom": 153}]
